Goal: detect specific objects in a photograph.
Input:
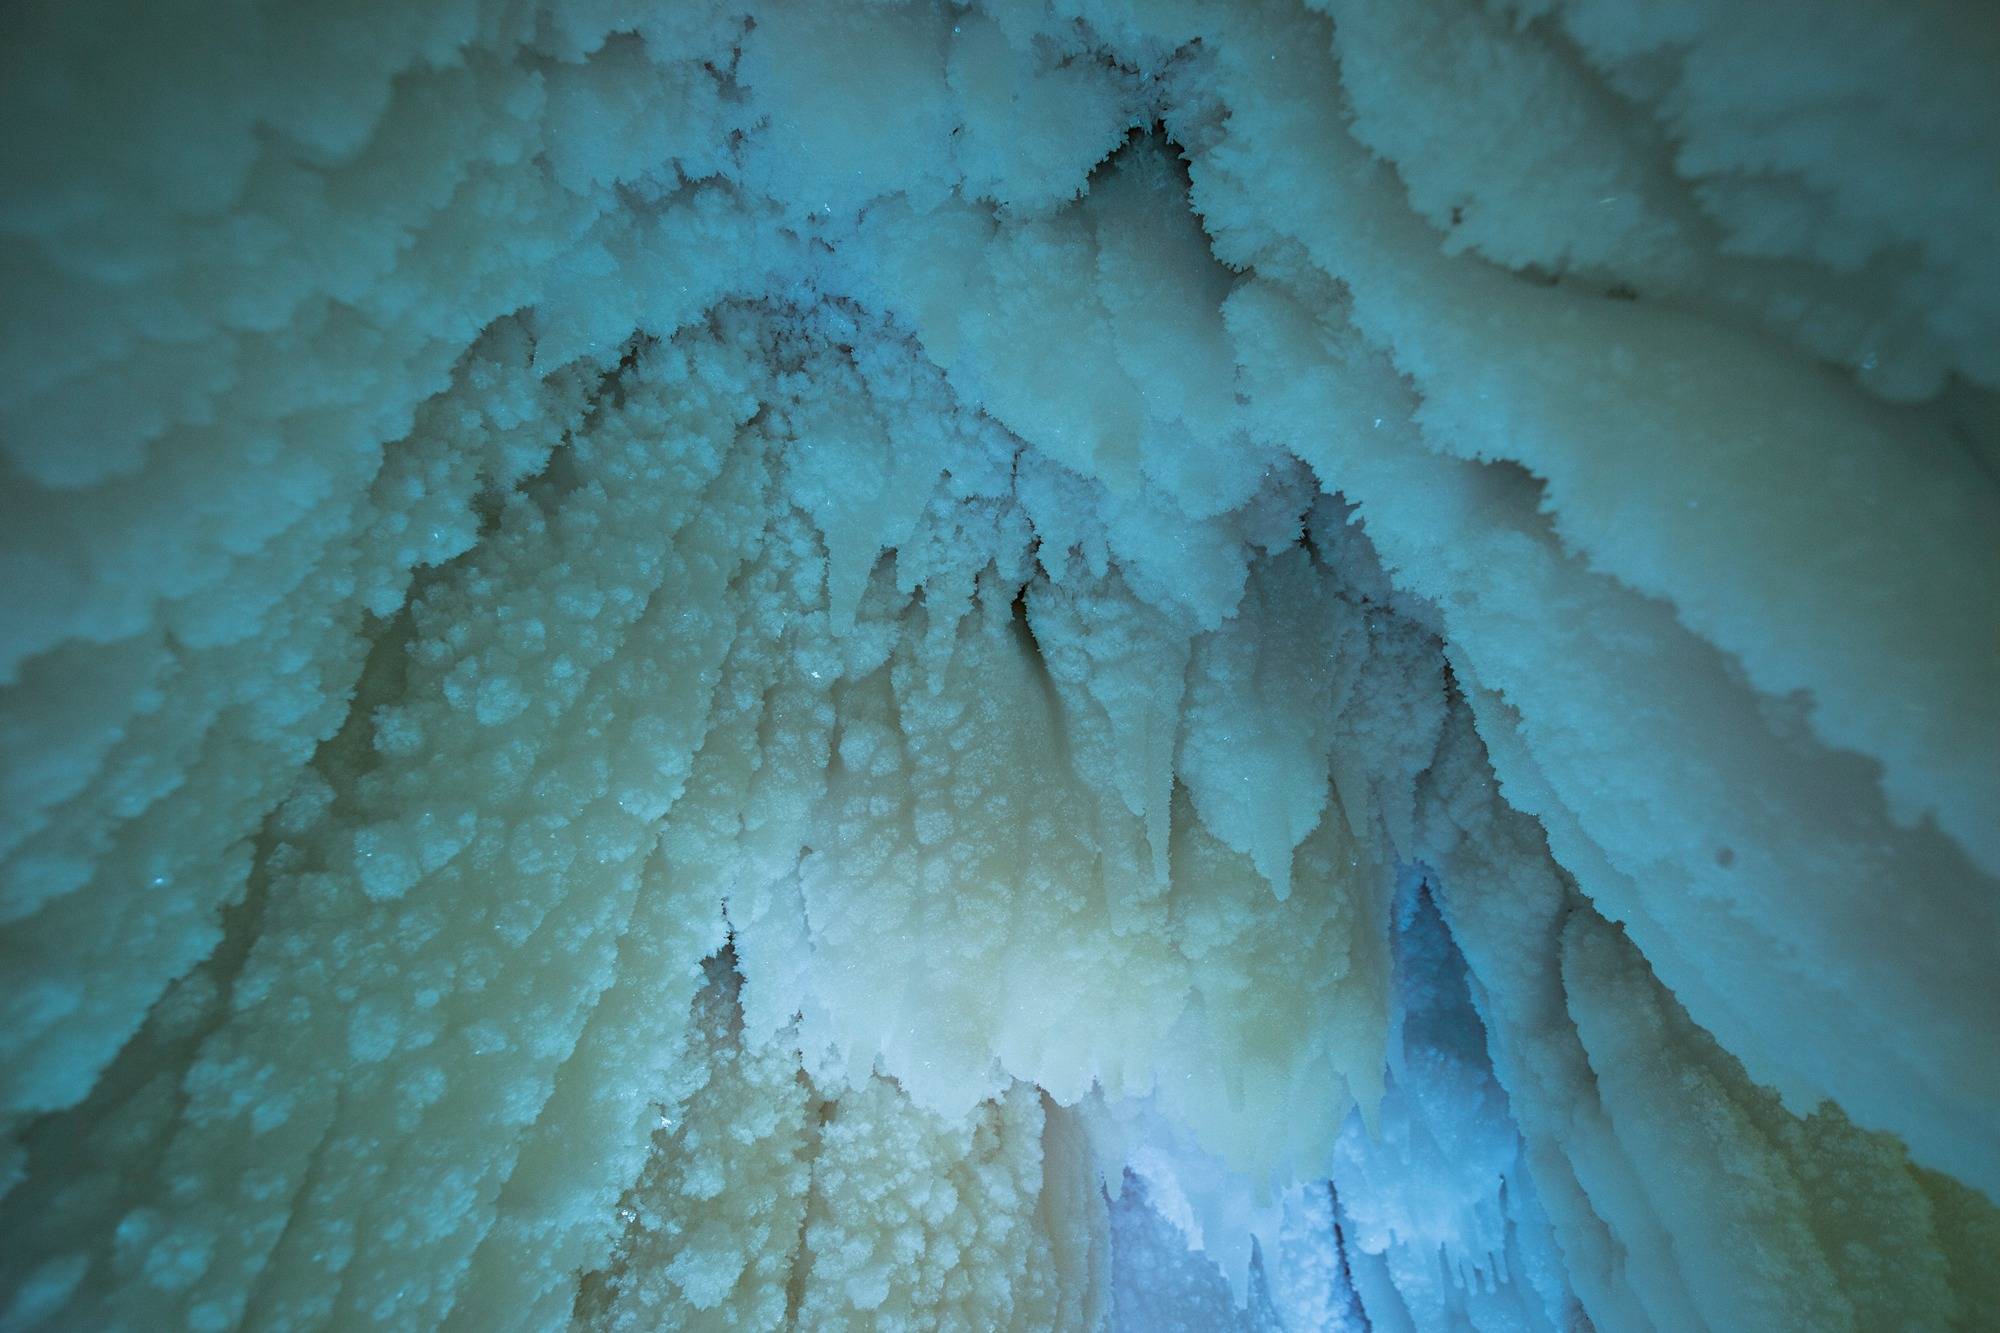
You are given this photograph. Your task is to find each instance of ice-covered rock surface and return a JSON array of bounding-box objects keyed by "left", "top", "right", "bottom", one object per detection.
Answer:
[{"left": 2, "top": 0, "right": 1996, "bottom": 1328}]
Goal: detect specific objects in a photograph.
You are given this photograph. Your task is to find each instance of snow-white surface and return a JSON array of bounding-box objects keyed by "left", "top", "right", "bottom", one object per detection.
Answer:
[{"left": 2, "top": 0, "right": 1997, "bottom": 1329}]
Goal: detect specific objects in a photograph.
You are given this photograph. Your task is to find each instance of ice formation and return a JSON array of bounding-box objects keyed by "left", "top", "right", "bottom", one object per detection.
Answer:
[{"left": 2, "top": 0, "right": 1997, "bottom": 1328}]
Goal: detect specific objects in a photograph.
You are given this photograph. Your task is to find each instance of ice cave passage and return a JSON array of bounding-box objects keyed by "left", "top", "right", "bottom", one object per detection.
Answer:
[{"left": 2, "top": 0, "right": 1998, "bottom": 1329}]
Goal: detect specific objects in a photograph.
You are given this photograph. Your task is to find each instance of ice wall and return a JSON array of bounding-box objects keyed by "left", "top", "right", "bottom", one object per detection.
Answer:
[{"left": 2, "top": 0, "right": 1996, "bottom": 1329}]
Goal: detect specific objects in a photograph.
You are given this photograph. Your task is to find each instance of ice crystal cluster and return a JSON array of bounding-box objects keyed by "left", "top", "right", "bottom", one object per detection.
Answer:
[{"left": 2, "top": 0, "right": 1997, "bottom": 1329}]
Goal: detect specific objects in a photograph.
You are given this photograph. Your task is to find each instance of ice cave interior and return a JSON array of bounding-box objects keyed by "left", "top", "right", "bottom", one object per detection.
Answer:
[{"left": 2, "top": 0, "right": 1998, "bottom": 1329}]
